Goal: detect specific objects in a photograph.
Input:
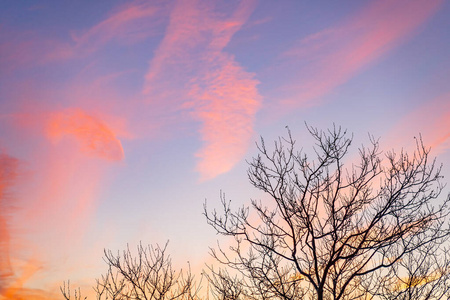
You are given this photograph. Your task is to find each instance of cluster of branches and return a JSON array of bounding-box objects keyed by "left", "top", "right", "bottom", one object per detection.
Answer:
[
  {"left": 61, "top": 242, "right": 201, "bottom": 300},
  {"left": 62, "top": 125, "right": 450, "bottom": 300},
  {"left": 204, "top": 125, "right": 450, "bottom": 300}
]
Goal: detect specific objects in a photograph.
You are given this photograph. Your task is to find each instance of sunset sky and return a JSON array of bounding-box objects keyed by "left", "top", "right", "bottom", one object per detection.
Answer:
[{"left": 1, "top": 0, "right": 449, "bottom": 298}]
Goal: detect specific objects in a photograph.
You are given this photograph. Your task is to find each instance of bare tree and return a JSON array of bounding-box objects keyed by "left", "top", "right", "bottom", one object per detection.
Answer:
[
  {"left": 365, "top": 240, "right": 450, "bottom": 300},
  {"left": 203, "top": 267, "right": 245, "bottom": 300},
  {"left": 62, "top": 242, "right": 201, "bottom": 300},
  {"left": 61, "top": 280, "right": 87, "bottom": 300},
  {"left": 204, "top": 125, "right": 450, "bottom": 300}
]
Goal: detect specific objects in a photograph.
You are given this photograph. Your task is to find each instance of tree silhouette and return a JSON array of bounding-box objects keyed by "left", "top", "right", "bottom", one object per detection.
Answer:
[
  {"left": 205, "top": 125, "right": 450, "bottom": 300},
  {"left": 62, "top": 242, "right": 201, "bottom": 300},
  {"left": 61, "top": 280, "right": 86, "bottom": 300}
]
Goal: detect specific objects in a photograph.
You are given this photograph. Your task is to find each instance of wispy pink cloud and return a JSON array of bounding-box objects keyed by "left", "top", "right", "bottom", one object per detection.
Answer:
[
  {"left": 0, "top": 107, "right": 126, "bottom": 297},
  {"left": 189, "top": 57, "right": 261, "bottom": 181},
  {"left": 0, "top": 1, "right": 163, "bottom": 71},
  {"left": 278, "top": 0, "right": 443, "bottom": 107},
  {"left": 385, "top": 92, "right": 450, "bottom": 155},
  {"left": 0, "top": 152, "right": 19, "bottom": 287},
  {"left": 144, "top": 0, "right": 260, "bottom": 180},
  {"left": 46, "top": 108, "right": 125, "bottom": 161},
  {"left": 0, "top": 29, "right": 42, "bottom": 73},
  {"left": 0, "top": 151, "right": 54, "bottom": 300},
  {"left": 65, "top": 1, "right": 163, "bottom": 58}
]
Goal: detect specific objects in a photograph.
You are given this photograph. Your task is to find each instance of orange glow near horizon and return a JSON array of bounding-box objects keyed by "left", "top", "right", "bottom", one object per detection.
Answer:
[{"left": 0, "top": 152, "right": 19, "bottom": 288}]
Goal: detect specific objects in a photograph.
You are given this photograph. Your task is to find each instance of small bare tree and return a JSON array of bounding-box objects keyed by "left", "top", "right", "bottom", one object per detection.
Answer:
[
  {"left": 205, "top": 125, "right": 450, "bottom": 300},
  {"left": 61, "top": 280, "right": 87, "bottom": 300},
  {"left": 62, "top": 242, "right": 201, "bottom": 300}
]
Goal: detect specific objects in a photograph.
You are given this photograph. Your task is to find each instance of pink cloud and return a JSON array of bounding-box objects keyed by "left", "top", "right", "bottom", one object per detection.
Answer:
[
  {"left": 66, "top": 1, "right": 163, "bottom": 58},
  {"left": 0, "top": 30, "right": 42, "bottom": 73},
  {"left": 46, "top": 108, "right": 125, "bottom": 161},
  {"left": 0, "top": 152, "right": 19, "bottom": 287},
  {"left": 0, "top": 107, "right": 126, "bottom": 297},
  {"left": 0, "top": 1, "right": 162, "bottom": 71},
  {"left": 278, "top": 0, "right": 443, "bottom": 107},
  {"left": 0, "top": 151, "right": 52, "bottom": 300},
  {"left": 190, "top": 56, "right": 260, "bottom": 181},
  {"left": 144, "top": 0, "right": 261, "bottom": 180},
  {"left": 385, "top": 93, "right": 450, "bottom": 155}
]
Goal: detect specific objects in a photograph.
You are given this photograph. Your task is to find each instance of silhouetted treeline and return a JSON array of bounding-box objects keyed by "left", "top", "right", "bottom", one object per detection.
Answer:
[{"left": 63, "top": 125, "right": 450, "bottom": 300}]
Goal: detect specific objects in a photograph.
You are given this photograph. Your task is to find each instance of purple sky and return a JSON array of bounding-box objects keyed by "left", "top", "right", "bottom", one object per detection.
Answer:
[{"left": 0, "top": 0, "right": 449, "bottom": 298}]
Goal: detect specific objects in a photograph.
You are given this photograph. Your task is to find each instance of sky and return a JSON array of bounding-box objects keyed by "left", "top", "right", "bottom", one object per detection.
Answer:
[{"left": 0, "top": 0, "right": 449, "bottom": 298}]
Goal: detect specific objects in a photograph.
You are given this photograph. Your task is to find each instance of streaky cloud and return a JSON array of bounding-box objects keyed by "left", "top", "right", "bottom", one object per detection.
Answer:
[
  {"left": 278, "top": 0, "right": 443, "bottom": 108},
  {"left": 68, "top": 1, "right": 163, "bottom": 57},
  {"left": 0, "top": 0, "right": 163, "bottom": 70},
  {"left": 0, "top": 108, "right": 125, "bottom": 298},
  {"left": 0, "top": 152, "right": 19, "bottom": 288},
  {"left": 144, "top": 0, "right": 261, "bottom": 181}
]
